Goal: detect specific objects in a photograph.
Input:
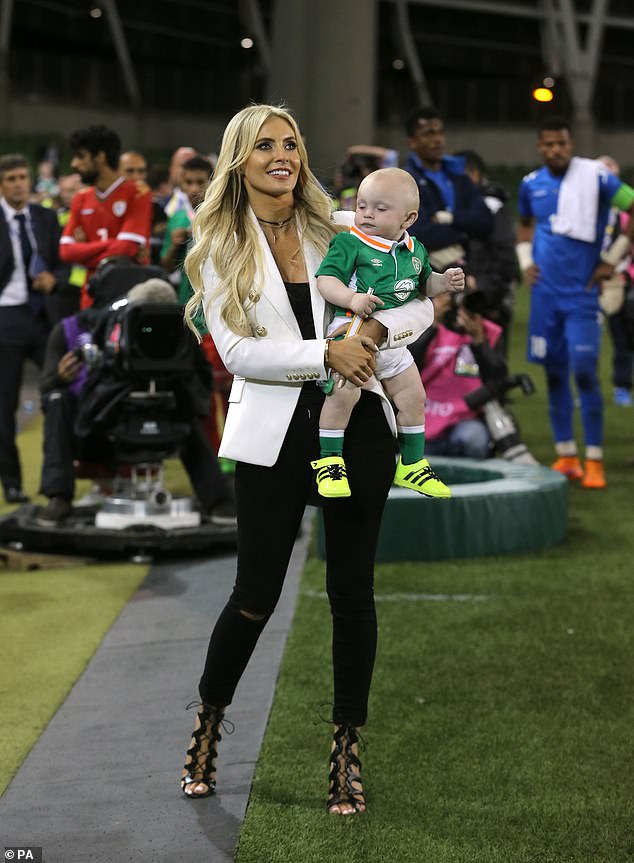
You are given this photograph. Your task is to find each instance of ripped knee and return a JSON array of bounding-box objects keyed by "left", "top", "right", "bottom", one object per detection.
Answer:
[{"left": 239, "top": 608, "right": 266, "bottom": 621}]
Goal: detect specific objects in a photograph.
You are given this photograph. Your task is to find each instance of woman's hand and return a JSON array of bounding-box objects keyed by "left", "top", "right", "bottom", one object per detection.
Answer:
[
  {"left": 357, "top": 317, "right": 387, "bottom": 348},
  {"left": 328, "top": 335, "right": 377, "bottom": 386}
]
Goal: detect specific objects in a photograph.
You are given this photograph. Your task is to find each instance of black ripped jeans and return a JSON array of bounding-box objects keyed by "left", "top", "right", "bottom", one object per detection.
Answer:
[{"left": 198, "top": 390, "right": 396, "bottom": 726}]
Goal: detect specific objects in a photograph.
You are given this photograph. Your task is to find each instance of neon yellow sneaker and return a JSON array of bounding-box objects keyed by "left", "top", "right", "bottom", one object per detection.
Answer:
[
  {"left": 393, "top": 456, "right": 451, "bottom": 498},
  {"left": 311, "top": 456, "right": 351, "bottom": 498}
]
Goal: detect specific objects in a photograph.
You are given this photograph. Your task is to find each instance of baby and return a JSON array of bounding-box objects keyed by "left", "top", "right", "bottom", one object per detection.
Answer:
[{"left": 312, "top": 167, "right": 464, "bottom": 498}]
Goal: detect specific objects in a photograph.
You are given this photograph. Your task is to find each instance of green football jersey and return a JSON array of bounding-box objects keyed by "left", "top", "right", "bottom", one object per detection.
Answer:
[{"left": 316, "top": 225, "right": 432, "bottom": 316}]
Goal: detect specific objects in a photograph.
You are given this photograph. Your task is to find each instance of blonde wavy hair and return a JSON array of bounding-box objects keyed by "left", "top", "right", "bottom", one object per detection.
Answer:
[{"left": 184, "top": 103, "right": 339, "bottom": 337}]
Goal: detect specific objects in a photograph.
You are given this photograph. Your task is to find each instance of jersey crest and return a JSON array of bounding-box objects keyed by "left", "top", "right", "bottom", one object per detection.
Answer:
[{"left": 394, "top": 278, "right": 416, "bottom": 301}]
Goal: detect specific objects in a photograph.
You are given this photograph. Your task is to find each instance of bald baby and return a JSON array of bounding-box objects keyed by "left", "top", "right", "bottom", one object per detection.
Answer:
[{"left": 355, "top": 167, "right": 420, "bottom": 241}]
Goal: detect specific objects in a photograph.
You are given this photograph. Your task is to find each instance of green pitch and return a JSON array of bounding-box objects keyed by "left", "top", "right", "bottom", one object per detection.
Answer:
[{"left": 235, "top": 287, "right": 634, "bottom": 863}]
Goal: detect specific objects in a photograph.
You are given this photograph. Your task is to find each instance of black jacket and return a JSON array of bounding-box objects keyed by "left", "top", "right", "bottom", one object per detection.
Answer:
[
  {"left": 404, "top": 153, "right": 493, "bottom": 251},
  {"left": 465, "top": 182, "right": 519, "bottom": 325},
  {"left": 0, "top": 202, "right": 70, "bottom": 323}
]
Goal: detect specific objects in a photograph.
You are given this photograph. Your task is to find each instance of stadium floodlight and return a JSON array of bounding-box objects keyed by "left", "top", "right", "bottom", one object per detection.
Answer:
[{"left": 533, "top": 87, "right": 554, "bottom": 102}]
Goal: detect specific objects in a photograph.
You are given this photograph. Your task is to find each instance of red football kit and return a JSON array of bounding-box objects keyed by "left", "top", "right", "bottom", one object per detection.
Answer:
[{"left": 60, "top": 176, "right": 152, "bottom": 307}]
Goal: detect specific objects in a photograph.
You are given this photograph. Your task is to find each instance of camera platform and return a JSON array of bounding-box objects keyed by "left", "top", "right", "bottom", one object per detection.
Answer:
[
  {"left": 95, "top": 493, "right": 201, "bottom": 529},
  {"left": 0, "top": 501, "right": 236, "bottom": 560},
  {"left": 316, "top": 457, "right": 568, "bottom": 562}
]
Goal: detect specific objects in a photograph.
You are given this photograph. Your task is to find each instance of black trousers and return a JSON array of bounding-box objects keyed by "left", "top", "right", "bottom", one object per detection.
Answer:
[
  {"left": 608, "top": 308, "right": 634, "bottom": 390},
  {"left": 0, "top": 305, "right": 49, "bottom": 495},
  {"left": 198, "top": 391, "right": 396, "bottom": 726}
]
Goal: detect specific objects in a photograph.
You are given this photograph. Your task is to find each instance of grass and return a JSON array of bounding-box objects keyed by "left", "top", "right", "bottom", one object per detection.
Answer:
[
  {"left": 234, "top": 287, "right": 634, "bottom": 863},
  {"left": 1, "top": 287, "right": 632, "bottom": 860},
  {"left": 0, "top": 563, "right": 148, "bottom": 794},
  {"left": 0, "top": 419, "right": 195, "bottom": 795}
]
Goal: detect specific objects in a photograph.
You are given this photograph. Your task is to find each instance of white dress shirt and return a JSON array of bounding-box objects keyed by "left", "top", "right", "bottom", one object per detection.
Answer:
[{"left": 0, "top": 197, "right": 32, "bottom": 307}]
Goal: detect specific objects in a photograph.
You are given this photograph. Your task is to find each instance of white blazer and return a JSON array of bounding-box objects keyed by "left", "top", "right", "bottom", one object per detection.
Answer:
[{"left": 203, "top": 209, "right": 434, "bottom": 466}]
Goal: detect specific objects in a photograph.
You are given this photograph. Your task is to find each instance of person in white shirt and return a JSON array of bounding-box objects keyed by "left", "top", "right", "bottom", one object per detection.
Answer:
[{"left": 0, "top": 153, "right": 67, "bottom": 504}]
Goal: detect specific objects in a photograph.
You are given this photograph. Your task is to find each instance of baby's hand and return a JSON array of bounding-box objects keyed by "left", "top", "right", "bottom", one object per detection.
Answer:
[
  {"left": 442, "top": 267, "right": 465, "bottom": 294},
  {"left": 349, "top": 292, "right": 384, "bottom": 317}
]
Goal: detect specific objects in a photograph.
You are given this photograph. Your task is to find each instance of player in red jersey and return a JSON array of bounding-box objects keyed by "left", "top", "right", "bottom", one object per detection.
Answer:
[{"left": 60, "top": 125, "right": 152, "bottom": 308}]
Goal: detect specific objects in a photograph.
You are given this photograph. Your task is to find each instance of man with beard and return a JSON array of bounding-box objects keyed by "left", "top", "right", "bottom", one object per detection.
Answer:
[
  {"left": 60, "top": 125, "right": 152, "bottom": 308},
  {"left": 517, "top": 117, "right": 634, "bottom": 488}
]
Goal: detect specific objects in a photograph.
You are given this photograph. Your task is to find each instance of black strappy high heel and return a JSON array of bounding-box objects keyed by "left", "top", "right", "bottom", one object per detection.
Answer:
[
  {"left": 180, "top": 700, "right": 232, "bottom": 798},
  {"left": 327, "top": 723, "right": 366, "bottom": 814}
]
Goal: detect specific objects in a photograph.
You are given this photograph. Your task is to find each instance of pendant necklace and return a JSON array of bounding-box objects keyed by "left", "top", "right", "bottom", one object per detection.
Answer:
[
  {"left": 257, "top": 214, "right": 294, "bottom": 244},
  {"left": 257, "top": 214, "right": 294, "bottom": 228}
]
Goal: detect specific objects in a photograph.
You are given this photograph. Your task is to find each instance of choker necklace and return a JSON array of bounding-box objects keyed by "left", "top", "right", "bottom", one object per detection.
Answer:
[{"left": 257, "top": 214, "right": 294, "bottom": 228}]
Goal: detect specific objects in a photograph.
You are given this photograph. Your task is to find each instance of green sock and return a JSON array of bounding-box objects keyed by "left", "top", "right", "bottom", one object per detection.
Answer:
[
  {"left": 398, "top": 425, "right": 426, "bottom": 465},
  {"left": 320, "top": 430, "right": 345, "bottom": 458},
  {"left": 219, "top": 457, "right": 236, "bottom": 474}
]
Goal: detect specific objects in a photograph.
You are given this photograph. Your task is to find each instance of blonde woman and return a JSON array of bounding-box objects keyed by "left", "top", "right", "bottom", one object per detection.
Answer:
[{"left": 181, "top": 104, "right": 434, "bottom": 815}]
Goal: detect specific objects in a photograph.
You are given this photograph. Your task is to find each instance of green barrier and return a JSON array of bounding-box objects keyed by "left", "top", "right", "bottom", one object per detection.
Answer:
[{"left": 315, "top": 457, "right": 568, "bottom": 561}]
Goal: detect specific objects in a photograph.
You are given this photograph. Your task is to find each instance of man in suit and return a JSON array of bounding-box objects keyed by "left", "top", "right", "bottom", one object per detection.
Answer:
[{"left": 0, "top": 153, "right": 68, "bottom": 504}]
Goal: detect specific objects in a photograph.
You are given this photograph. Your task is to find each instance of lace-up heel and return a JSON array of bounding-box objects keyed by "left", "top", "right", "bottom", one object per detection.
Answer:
[
  {"left": 327, "top": 723, "right": 366, "bottom": 815},
  {"left": 311, "top": 456, "right": 351, "bottom": 498},
  {"left": 180, "top": 700, "right": 233, "bottom": 798}
]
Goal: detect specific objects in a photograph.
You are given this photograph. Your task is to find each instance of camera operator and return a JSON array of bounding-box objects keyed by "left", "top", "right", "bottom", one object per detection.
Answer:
[
  {"left": 35, "top": 278, "right": 235, "bottom": 527},
  {"left": 409, "top": 291, "right": 507, "bottom": 458}
]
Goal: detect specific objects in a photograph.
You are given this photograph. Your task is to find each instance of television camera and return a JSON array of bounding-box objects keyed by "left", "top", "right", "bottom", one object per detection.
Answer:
[
  {"left": 0, "top": 260, "right": 235, "bottom": 557},
  {"left": 83, "top": 297, "right": 202, "bottom": 530},
  {"left": 464, "top": 373, "right": 538, "bottom": 464},
  {"left": 436, "top": 288, "right": 538, "bottom": 464}
]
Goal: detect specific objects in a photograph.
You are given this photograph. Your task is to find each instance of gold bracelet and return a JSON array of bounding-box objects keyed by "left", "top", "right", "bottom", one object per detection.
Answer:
[{"left": 324, "top": 338, "right": 331, "bottom": 368}]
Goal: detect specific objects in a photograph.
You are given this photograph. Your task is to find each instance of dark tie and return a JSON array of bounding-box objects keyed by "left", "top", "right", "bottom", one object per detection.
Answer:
[
  {"left": 14, "top": 213, "right": 32, "bottom": 275},
  {"left": 15, "top": 213, "right": 42, "bottom": 315}
]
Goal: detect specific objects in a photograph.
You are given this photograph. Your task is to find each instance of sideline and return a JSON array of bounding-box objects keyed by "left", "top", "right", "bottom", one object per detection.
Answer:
[{"left": 0, "top": 518, "right": 310, "bottom": 862}]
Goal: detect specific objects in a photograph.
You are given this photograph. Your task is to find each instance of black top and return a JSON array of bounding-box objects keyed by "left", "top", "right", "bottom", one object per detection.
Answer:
[
  {"left": 284, "top": 281, "right": 324, "bottom": 408},
  {"left": 284, "top": 281, "right": 315, "bottom": 340}
]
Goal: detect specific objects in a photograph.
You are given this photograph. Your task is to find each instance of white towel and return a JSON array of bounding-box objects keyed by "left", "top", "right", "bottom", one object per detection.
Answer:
[{"left": 551, "top": 156, "right": 604, "bottom": 243}]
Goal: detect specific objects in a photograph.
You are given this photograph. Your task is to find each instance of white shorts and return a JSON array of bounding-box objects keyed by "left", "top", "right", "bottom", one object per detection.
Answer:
[
  {"left": 326, "top": 319, "right": 415, "bottom": 381},
  {"left": 375, "top": 345, "right": 414, "bottom": 380}
]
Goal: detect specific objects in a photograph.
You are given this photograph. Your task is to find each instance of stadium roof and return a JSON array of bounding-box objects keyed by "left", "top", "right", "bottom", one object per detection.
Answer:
[{"left": 3, "top": 0, "right": 634, "bottom": 127}]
